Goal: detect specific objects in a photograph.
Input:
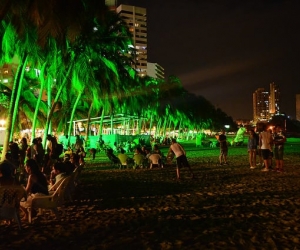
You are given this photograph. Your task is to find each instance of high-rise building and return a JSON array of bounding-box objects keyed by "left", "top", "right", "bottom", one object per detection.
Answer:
[
  {"left": 106, "top": 2, "right": 164, "bottom": 79},
  {"left": 253, "top": 88, "right": 270, "bottom": 122},
  {"left": 147, "top": 62, "right": 165, "bottom": 80},
  {"left": 116, "top": 4, "right": 147, "bottom": 77},
  {"left": 269, "top": 82, "right": 280, "bottom": 116},
  {"left": 253, "top": 83, "right": 281, "bottom": 122},
  {"left": 0, "top": 56, "right": 19, "bottom": 89},
  {"left": 296, "top": 94, "right": 300, "bottom": 121}
]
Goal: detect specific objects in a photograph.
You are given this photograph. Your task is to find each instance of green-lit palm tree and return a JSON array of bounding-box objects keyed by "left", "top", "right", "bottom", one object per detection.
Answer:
[{"left": 0, "top": 21, "right": 36, "bottom": 160}]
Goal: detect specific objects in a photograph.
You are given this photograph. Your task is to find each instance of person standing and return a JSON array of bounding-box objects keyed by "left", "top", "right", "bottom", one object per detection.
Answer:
[
  {"left": 248, "top": 129, "right": 258, "bottom": 169},
  {"left": 19, "top": 137, "right": 29, "bottom": 169},
  {"left": 169, "top": 138, "right": 194, "bottom": 179},
  {"left": 44, "top": 135, "right": 58, "bottom": 176},
  {"left": 218, "top": 130, "right": 228, "bottom": 165},
  {"left": 259, "top": 124, "right": 273, "bottom": 171},
  {"left": 273, "top": 124, "right": 286, "bottom": 172}
]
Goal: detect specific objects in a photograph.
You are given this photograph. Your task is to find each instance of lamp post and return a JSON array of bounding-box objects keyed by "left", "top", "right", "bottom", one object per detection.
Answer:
[{"left": 0, "top": 119, "right": 5, "bottom": 128}]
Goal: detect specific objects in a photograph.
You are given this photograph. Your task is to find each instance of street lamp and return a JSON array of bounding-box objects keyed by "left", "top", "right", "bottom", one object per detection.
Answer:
[{"left": 0, "top": 119, "right": 5, "bottom": 128}]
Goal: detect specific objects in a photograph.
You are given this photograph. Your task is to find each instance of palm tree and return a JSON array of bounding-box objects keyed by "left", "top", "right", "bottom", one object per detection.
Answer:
[
  {"left": 0, "top": 22, "right": 32, "bottom": 160},
  {"left": 31, "top": 62, "right": 47, "bottom": 139}
]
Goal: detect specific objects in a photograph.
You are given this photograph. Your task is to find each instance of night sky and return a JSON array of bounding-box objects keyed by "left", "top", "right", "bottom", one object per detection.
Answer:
[{"left": 119, "top": 0, "right": 300, "bottom": 120}]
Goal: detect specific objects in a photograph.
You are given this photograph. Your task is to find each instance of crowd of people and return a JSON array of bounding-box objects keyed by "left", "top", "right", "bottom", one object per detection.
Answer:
[
  {"left": 0, "top": 124, "right": 287, "bottom": 225},
  {"left": 104, "top": 137, "right": 195, "bottom": 180},
  {"left": 215, "top": 124, "right": 286, "bottom": 172},
  {"left": 0, "top": 133, "right": 86, "bottom": 222},
  {"left": 106, "top": 143, "right": 165, "bottom": 170}
]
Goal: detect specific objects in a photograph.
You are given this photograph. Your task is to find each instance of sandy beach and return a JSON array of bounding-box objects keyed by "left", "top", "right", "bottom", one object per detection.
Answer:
[{"left": 1, "top": 141, "right": 300, "bottom": 249}]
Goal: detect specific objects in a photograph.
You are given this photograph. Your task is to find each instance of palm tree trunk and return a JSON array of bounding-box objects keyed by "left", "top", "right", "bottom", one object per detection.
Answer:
[
  {"left": 149, "top": 114, "right": 153, "bottom": 136},
  {"left": 10, "top": 55, "right": 29, "bottom": 141},
  {"left": 98, "top": 107, "right": 105, "bottom": 138},
  {"left": 137, "top": 117, "right": 143, "bottom": 135},
  {"left": 43, "top": 62, "right": 73, "bottom": 148},
  {"left": 122, "top": 118, "right": 126, "bottom": 135},
  {"left": 155, "top": 118, "right": 161, "bottom": 139},
  {"left": 67, "top": 90, "right": 83, "bottom": 137},
  {"left": 178, "top": 119, "right": 182, "bottom": 139},
  {"left": 31, "top": 63, "right": 46, "bottom": 140},
  {"left": 162, "top": 116, "right": 168, "bottom": 138},
  {"left": 110, "top": 114, "right": 113, "bottom": 135},
  {"left": 167, "top": 118, "right": 172, "bottom": 137},
  {"left": 47, "top": 75, "right": 52, "bottom": 135},
  {"left": 1, "top": 55, "right": 28, "bottom": 161},
  {"left": 85, "top": 101, "right": 93, "bottom": 141}
]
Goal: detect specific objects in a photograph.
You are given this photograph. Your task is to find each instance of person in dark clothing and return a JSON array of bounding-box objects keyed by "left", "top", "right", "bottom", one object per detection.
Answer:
[
  {"left": 8, "top": 141, "right": 20, "bottom": 168},
  {"left": 20, "top": 159, "right": 49, "bottom": 221},
  {"left": 218, "top": 130, "right": 228, "bottom": 165}
]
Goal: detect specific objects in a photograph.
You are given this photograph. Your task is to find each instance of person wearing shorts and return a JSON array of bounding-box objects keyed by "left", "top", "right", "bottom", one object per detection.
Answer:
[
  {"left": 169, "top": 138, "right": 194, "bottom": 179},
  {"left": 273, "top": 125, "right": 286, "bottom": 172},
  {"left": 259, "top": 124, "right": 273, "bottom": 171}
]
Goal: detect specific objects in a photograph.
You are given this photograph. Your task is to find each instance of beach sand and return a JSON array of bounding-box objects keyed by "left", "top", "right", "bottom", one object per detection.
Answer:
[{"left": 1, "top": 144, "right": 300, "bottom": 249}]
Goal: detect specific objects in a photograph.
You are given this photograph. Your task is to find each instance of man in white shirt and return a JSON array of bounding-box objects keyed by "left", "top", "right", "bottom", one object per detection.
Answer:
[
  {"left": 169, "top": 138, "right": 194, "bottom": 179},
  {"left": 259, "top": 124, "right": 273, "bottom": 171}
]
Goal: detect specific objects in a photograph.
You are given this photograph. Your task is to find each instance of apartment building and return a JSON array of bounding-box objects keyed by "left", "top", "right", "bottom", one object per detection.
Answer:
[
  {"left": 116, "top": 4, "right": 147, "bottom": 77},
  {"left": 269, "top": 82, "right": 280, "bottom": 115},
  {"left": 147, "top": 62, "right": 164, "bottom": 80},
  {"left": 253, "top": 88, "right": 270, "bottom": 122},
  {"left": 296, "top": 94, "right": 300, "bottom": 121},
  {"left": 253, "top": 83, "right": 281, "bottom": 122}
]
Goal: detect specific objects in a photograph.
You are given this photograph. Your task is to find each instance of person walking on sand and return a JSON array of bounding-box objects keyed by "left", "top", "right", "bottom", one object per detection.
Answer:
[
  {"left": 169, "top": 138, "right": 194, "bottom": 179},
  {"left": 218, "top": 129, "right": 228, "bottom": 165}
]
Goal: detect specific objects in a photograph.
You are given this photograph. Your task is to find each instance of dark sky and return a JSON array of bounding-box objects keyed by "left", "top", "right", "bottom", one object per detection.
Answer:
[{"left": 120, "top": 0, "right": 300, "bottom": 120}]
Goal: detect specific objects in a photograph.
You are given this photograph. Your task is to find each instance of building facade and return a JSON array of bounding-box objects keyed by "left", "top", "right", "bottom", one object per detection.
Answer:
[
  {"left": 253, "top": 88, "right": 270, "bottom": 122},
  {"left": 253, "top": 83, "right": 281, "bottom": 123},
  {"left": 116, "top": 4, "right": 147, "bottom": 77},
  {"left": 147, "top": 62, "right": 165, "bottom": 80},
  {"left": 269, "top": 82, "right": 280, "bottom": 116},
  {"left": 296, "top": 94, "right": 300, "bottom": 121}
]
